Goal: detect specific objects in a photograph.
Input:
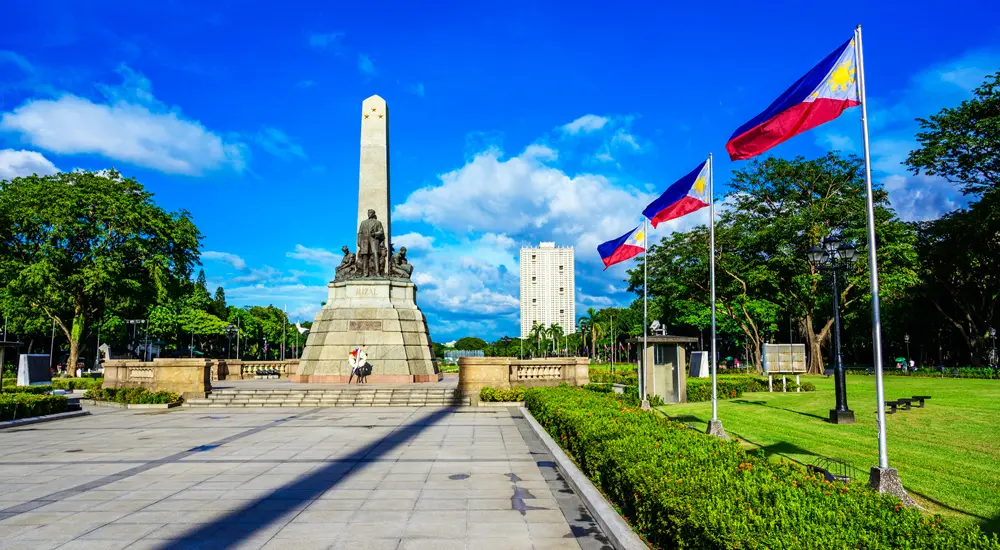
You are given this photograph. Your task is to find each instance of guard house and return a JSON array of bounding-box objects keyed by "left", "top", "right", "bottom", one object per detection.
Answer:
[{"left": 629, "top": 335, "right": 698, "bottom": 403}]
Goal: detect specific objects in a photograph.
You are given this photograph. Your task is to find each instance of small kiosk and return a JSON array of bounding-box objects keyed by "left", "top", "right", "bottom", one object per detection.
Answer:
[{"left": 630, "top": 334, "right": 698, "bottom": 403}]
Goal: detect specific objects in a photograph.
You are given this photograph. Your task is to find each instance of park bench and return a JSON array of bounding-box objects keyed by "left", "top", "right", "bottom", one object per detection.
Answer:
[
  {"left": 911, "top": 395, "right": 931, "bottom": 408},
  {"left": 896, "top": 398, "right": 913, "bottom": 410},
  {"left": 882, "top": 401, "right": 898, "bottom": 414}
]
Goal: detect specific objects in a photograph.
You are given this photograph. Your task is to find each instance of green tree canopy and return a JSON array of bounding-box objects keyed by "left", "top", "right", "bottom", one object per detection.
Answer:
[
  {"left": 0, "top": 170, "right": 201, "bottom": 373},
  {"left": 906, "top": 71, "right": 1000, "bottom": 195},
  {"left": 453, "top": 336, "right": 488, "bottom": 350}
]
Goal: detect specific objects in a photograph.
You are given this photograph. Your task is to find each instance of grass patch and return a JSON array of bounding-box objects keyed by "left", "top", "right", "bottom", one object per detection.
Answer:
[{"left": 658, "top": 375, "right": 1000, "bottom": 536}]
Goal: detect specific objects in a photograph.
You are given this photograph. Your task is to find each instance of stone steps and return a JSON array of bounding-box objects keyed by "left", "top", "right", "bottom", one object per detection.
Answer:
[{"left": 184, "top": 387, "right": 469, "bottom": 408}]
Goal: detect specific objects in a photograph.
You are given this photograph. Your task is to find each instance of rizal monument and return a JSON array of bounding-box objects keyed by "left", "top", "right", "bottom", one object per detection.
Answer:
[{"left": 292, "top": 95, "right": 439, "bottom": 383}]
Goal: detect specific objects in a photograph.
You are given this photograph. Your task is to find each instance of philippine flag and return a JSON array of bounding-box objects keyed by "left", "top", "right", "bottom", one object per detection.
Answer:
[
  {"left": 597, "top": 225, "right": 645, "bottom": 270},
  {"left": 726, "top": 38, "right": 860, "bottom": 160},
  {"left": 642, "top": 161, "right": 710, "bottom": 228}
]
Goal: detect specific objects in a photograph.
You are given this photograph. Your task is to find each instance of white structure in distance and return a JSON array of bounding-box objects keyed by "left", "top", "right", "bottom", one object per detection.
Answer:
[{"left": 520, "top": 242, "right": 575, "bottom": 338}]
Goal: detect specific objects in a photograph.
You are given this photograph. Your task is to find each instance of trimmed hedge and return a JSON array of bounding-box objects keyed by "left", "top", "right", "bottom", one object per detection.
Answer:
[
  {"left": 479, "top": 387, "right": 526, "bottom": 402},
  {"left": 589, "top": 371, "right": 639, "bottom": 386},
  {"left": 0, "top": 393, "right": 68, "bottom": 421},
  {"left": 525, "top": 386, "right": 999, "bottom": 549},
  {"left": 583, "top": 383, "right": 664, "bottom": 407},
  {"left": 52, "top": 378, "right": 104, "bottom": 391},
  {"left": 0, "top": 384, "right": 53, "bottom": 394},
  {"left": 84, "top": 387, "right": 180, "bottom": 404},
  {"left": 847, "top": 367, "right": 1000, "bottom": 379},
  {"left": 687, "top": 375, "right": 815, "bottom": 402}
]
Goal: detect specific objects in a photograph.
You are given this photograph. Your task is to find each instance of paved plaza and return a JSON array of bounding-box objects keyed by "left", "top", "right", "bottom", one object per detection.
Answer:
[{"left": 0, "top": 406, "right": 612, "bottom": 549}]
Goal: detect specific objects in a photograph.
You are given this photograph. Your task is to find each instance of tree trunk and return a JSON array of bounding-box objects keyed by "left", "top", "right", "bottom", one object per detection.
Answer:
[
  {"left": 65, "top": 313, "right": 86, "bottom": 378},
  {"left": 802, "top": 315, "right": 826, "bottom": 374},
  {"left": 750, "top": 339, "right": 763, "bottom": 374}
]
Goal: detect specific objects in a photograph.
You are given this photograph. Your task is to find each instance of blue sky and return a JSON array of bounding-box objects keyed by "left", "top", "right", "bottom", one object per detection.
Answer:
[{"left": 2, "top": 0, "right": 998, "bottom": 341}]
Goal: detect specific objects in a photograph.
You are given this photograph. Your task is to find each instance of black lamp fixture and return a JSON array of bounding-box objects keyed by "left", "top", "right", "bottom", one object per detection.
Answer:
[{"left": 807, "top": 235, "right": 859, "bottom": 424}]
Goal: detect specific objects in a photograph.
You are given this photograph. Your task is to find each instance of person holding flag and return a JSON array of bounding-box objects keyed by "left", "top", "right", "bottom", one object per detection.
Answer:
[{"left": 724, "top": 26, "right": 910, "bottom": 503}]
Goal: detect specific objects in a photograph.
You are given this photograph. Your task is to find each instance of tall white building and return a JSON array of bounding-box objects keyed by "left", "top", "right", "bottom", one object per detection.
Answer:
[{"left": 520, "top": 242, "right": 575, "bottom": 338}]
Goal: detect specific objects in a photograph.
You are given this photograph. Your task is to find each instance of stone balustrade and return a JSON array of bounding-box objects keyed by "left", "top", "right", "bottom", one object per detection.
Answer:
[
  {"left": 207, "top": 360, "right": 300, "bottom": 381},
  {"left": 458, "top": 357, "right": 589, "bottom": 404},
  {"left": 103, "top": 358, "right": 214, "bottom": 399}
]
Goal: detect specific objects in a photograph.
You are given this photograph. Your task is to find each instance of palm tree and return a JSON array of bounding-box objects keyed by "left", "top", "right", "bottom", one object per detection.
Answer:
[
  {"left": 529, "top": 322, "right": 545, "bottom": 358},
  {"left": 549, "top": 323, "right": 564, "bottom": 355},
  {"left": 579, "top": 308, "right": 600, "bottom": 360}
]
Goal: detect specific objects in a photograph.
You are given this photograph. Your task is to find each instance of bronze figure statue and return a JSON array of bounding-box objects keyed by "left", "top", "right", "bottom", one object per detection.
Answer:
[
  {"left": 356, "top": 209, "right": 385, "bottom": 278},
  {"left": 334, "top": 245, "right": 356, "bottom": 282},
  {"left": 390, "top": 246, "right": 413, "bottom": 279}
]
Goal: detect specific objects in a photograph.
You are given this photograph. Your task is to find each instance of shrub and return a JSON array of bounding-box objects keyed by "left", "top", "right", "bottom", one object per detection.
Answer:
[
  {"left": 0, "top": 393, "right": 68, "bottom": 421},
  {"left": 0, "top": 384, "right": 53, "bottom": 394},
  {"left": 589, "top": 371, "right": 639, "bottom": 386},
  {"left": 51, "top": 378, "right": 103, "bottom": 391},
  {"left": 582, "top": 383, "right": 664, "bottom": 407},
  {"left": 84, "top": 387, "right": 180, "bottom": 404},
  {"left": 687, "top": 376, "right": 815, "bottom": 401},
  {"left": 479, "top": 387, "right": 526, "bottom": 402},
  {"left": 525, "top": 386, "right": 999, "bottom": 549}
]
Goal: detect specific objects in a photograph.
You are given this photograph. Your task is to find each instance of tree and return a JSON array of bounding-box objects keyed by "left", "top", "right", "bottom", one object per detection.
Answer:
[
  {"left": 453, "top": 337, "right": 488, "bottom": 351},
  {"left": 578, "top": 308, "right": 601, "bottom": 358},
  {"left": 529, "top": 322, "right": 546, "bottom": 357},
  {"left": 915, "top": 191, "right": 1000, "bottom": 366},
  {"left": 906, "top": 71, "right": 1000, "bottom": 195},
  {"left": 211, "top": 287, "right": 228, "bottom": 319},
  {"left": 0, "top": 170, "right": 201, "bottom": 375},
  {"left": 548, "top": 323, "right": 564, "bottom": 354}
]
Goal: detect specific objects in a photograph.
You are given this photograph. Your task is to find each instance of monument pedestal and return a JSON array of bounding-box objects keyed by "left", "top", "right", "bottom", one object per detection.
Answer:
[{"left": 293, "top": 279, "right": 439, "bottom": 384}]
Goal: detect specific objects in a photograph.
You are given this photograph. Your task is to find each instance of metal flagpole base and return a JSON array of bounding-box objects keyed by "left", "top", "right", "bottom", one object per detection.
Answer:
[
  {"left": 640, "top": 398, "right": 651, "bottom": 411},
  {"left": 869, "top": 467, "right": 917, "bottom": 507},
  {"left": 706, "top": 419, "right": 728, "bottom": 439}
]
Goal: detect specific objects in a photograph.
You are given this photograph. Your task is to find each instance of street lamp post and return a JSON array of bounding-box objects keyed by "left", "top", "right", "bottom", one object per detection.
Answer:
[
  {"left": 225, "top": 325, "right": 237, "bottom": 359},
  {"left": 807, "top": 235, "right": 858, "bottom": 425},
  {"left": 990, "top": 328, "right": 997, "bottom": 367},
  {"left": 904, "top": 333, "right": 911, "bottom": 369}
]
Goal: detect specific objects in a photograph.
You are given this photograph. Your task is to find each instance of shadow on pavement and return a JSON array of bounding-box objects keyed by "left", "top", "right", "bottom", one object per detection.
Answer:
[{"left": 155, "top": 406, "right": 456, "bottom": 550}]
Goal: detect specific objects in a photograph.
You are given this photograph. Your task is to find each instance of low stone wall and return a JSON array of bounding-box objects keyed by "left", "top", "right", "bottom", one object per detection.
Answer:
[
  {"left": 103, "top": 358, "right": 213, "bottom": 399},
  {"left": 458, "top": 357, "right": 589, "bottom": 404},
  {"left": 218, "top": 360, "right": 299, "bottom": 381}
]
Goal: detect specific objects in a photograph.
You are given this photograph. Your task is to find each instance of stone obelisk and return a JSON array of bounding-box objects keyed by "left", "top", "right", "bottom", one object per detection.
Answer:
[
  {"left": 293, "top": 95, "right": 438, "bottom": 384},
  {"left": 359, "top": 95, "right": 390, "bottom": 271}
]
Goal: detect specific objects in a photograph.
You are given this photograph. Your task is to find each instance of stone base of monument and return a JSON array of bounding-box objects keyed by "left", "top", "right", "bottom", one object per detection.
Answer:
[{"left": 293, "top": 278, "right": 440, "bottom": 384}]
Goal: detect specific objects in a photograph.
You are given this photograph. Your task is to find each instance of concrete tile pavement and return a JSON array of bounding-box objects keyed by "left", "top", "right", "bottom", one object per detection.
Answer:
[{"left": 0, "top": 405, "right": 613, "bottom": 549}]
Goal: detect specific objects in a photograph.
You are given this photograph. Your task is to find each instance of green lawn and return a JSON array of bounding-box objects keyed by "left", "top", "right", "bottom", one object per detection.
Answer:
[{"left": 657, "top": 375, "right": 1000, "bottom": 536}]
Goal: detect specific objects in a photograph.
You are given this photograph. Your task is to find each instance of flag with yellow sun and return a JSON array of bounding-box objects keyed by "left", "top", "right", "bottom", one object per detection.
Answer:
[
  {"left": 642, "top": 160, "right": 711, "bottom": 229},
  {"left": 726, "top": 37, "right": 861, "bottom": 160}
]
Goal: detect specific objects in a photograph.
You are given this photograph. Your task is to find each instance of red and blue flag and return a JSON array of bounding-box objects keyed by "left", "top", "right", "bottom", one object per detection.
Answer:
[
  {"left": 642, "top": 160, "right": 710, "bottom": 228},
  {"left": 726, "top": 38, "right": 860, "bottom": 160},
  {"left": 597, "top": 225, "right": 645, "bottom": 269}
]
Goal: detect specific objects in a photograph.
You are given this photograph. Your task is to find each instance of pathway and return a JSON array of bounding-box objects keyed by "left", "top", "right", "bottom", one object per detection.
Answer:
[{"left": 0, "top": 405, "right": 612, "bottom": 549}]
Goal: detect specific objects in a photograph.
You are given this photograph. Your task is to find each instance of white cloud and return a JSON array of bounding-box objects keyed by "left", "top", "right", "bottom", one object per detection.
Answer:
[
  {"left": 817, "top": 133, "right": 856, "bottom": 152},
  {"left": 394, "top": 145, "right": 679, "bottom": 268},
  {"left": 358, "top": 54, "right": 376, "bottom": 76},
  {"left": 394, "top": 232, "right": 435, "bottom": 251},
  {"left": 254, "top": 126, "right": 306, "bottom": 160},
  {"left": 201, "top": 251, "right": 247, "bottom": 272},
  {"left": 408, "top": 83, "right": 425, "bottom": 97},
  {"left": 882, "top": 174, "right": 962, "bottom": 222},
  {"left": 0, "top": 148, "right": 58, "bottom": 180},
  {"left": 309, "top": 32, "right": 343, "bottom": 50},
  {"left": 0, "top": 65, "right": 247, "bottom": 175},
  {"left": 287, "top": 244, "right": 339, "bottom": 270},
  {"left": 522, "top": 144, "right": 557, "bottom": 162},
  {"left": 0, "top": 50, "right": 34, "bottom": 74},
  {"left": 560, "top": 115, "right": 609, "bottom": 134}
]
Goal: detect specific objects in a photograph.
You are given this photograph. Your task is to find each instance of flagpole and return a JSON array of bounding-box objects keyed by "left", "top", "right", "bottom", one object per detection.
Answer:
[
  {"left": 707, "top": 153, "right": 726, "bottom": 438},
  {"left": 856, "top": 24, "right": 912, "bottom": 504},
  {"left": 641, "top": 217, "right": 650, "bottom": 409}
]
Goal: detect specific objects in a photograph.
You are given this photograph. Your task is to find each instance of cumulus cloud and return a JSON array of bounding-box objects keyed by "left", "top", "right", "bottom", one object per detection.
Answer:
[
  {"left": 394, "top": 232, "right": 435, "bottom": 251},
  {"left": 201, "top": 251, "right": 248, "bottom": 272},
  {"left": 0, "top": 148, "right": 58, "bottom": 180},
  {"left": 0, "top": 65, "right": 247, "bottom": 175},
  {"left": 560, "top": 115, "right": 609, "bottom": 134},
  {"left": 287, "top": 244, "right": 339, "bottom": 270}
]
